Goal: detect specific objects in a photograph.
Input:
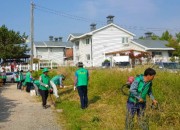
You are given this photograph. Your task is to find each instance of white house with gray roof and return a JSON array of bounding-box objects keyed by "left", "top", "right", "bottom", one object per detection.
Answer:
[
  {"left": 33, "top": 38, "right": 73, "bottom": 65},
  {"left": 68, "top": 16, "right": 135, "bottom": 67},
  {"left": 131, "top": 39, "right": 174, "bottom": 62},
  {"left": 68, "top": 16, "right": 174, "bottom": 67}
]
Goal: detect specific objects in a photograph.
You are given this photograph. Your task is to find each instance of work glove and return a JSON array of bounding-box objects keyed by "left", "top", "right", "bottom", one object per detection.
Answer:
[{"left": 74, "top": 86, "right": 76, "bottom": 91}]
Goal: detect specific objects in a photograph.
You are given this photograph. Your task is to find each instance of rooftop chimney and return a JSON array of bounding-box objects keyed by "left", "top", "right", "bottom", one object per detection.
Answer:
[
  {"left": 54, "top": 37, "right": 58, "bottom": 42},
  {"left": 106, "top": 15, "right": 114, "bottom": 24},
  {"left": 145, "top": 32, "right": 153, "bottom": 39},
  {"left": 59, "top": 37, "right": 63, "bottom": 42},
  {"left": 90, "top": 23, "right": 96, "bottom": 31},
  {"left": 49, "top": 36, "right": 53, "bottom": 41}
]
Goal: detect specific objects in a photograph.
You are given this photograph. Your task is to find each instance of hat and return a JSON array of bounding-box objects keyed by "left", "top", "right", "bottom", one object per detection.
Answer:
[
  {"left": 43, "top": 68, "right": 49, "bottom": 73},
  {"left": 61, "top": 74, "right": 65, "bottom": 80},
  {"left": 77, "top": 62, "right": 83, "bottom": 67}
]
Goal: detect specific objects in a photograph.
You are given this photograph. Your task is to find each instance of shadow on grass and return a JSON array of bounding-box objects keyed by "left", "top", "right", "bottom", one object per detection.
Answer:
[
  {"left": 89, "top": 95, "right": 101, "bottom": 104},
  {"left": 59, "top": 88, "right": 73, "bottom": 95}
]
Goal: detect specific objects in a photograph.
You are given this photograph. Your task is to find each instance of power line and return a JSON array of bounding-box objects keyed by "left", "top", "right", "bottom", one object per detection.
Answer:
[{"left": 34, "top": 3, "right": 180, "bottom": 34}]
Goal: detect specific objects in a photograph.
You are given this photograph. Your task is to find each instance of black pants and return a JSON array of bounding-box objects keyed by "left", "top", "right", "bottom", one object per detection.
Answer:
[
  {"left": 26, "top": 82, "right": 32, "bottom": 92},
  {"left": 17, "top": 81, "right": 22, "bottom": 89},
  {"left": 77, "top": 86, "right": 88, "bottom": 109},
  {"left": 2, "top": 79, "right": 6, "bottom": 85},
  {"left": 40, "top": 90, "right": 49, "bottom": 106}
]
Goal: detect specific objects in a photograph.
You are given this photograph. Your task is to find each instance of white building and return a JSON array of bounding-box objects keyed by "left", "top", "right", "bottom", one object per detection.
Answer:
[
  {"left": 33, "top": 37, "right": 73, "bottom": 65},
  {"left": 68, "top": 16, "right": 135, "bottom": 67},
  {"left": 68, "top": 16, "right": 174, "bottom": 67}
]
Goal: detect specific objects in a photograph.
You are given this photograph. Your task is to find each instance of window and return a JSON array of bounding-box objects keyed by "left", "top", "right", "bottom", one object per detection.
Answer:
[
  {"left": 152, "top": 51, "right": 162, "bottom": 56},
  {"left": 86, "top": 54, "right": 90, "bottom": 60},
  {"left": 86, "top": 38, "right": 90, "bottom": 44},
  {"left": 75, "top": 41, "right": 79, "bottom": 50},
  {"left": 122, "top": 37, "right": 128, "bottom": 43}
]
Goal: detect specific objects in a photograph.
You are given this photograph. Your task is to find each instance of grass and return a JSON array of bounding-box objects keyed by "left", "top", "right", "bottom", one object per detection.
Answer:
[{"left": 36, "top": 66, "right": 180, "bottom": 130}]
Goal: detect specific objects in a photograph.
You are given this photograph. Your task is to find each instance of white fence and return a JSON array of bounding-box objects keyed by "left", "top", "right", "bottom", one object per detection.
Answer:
[{"left": 0, "top": 61, "right": 61, "bottom": 72}]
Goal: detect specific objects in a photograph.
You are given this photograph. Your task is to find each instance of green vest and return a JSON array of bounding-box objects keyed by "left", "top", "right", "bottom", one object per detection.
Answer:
[
  {"left": 129, "top": 75, "right": 152, "bottom": 103},
  {"left": 75, "top": 68, "right": 89, "bottom": 87},
  {"left": 39, "top": 74, "right": 50, "bottom": 90},
  {"left": 51, "top": 75, "right": 63, "bottom": 85},
  {"left": 25, "top": 72, "right": 31, "bottom": 83},
  {"left": 1, "top": 72, "right": 6, "bottom": 79},
  {"left": 34, "top": 80, "right": 40, "bottom": 88}
]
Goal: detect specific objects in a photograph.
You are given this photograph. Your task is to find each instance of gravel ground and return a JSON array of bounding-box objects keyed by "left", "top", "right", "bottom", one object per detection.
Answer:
[{"left": 0, "top": 83, "right": 62, "bottom": 130}]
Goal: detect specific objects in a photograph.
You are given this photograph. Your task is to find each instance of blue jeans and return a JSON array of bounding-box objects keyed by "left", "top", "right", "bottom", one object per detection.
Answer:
[
  {"left": 125, "top": 101, "right": 149, "bottom": 130},
  {"left": 77, "top": 86, "right": 88, "bottom": 109}
]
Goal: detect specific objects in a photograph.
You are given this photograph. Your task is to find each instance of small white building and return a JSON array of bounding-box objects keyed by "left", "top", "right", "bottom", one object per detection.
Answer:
[{"left": 33, "top": 37, "right": 73, "bottom": 65}]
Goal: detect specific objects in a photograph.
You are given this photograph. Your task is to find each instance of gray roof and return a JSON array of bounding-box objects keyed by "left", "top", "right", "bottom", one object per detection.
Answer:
[
  {"left": 34, "top": 41, "right": 73, "bottom": 48},
  {"left": 133, "top": 39, "right": 172, "bottom": 49}
]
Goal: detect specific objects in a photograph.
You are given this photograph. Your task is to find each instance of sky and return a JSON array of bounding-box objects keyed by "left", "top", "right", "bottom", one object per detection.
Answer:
[{"left": 0, "top": 0, "right": 180, "bottom": 42}]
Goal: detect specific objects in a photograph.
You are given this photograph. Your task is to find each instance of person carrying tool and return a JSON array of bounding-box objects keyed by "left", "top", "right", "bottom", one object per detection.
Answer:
[
  {"left": 50, "top": 74, "right": 65, "bottom": 98},
  {"left": 39, "top": 68, "right": 53, "bottom": 109},
  {"left": 74, "top": 62, "right": 89, "bottom": 109},
  {"left": 125, "top": 67, "right": 158, "bottom": 130}
]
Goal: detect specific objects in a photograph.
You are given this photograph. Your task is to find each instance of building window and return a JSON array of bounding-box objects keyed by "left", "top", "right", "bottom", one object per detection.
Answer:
[
  {"left": 86, "top": 54, "right": 90, "bottom": 60},
  {"left": 75, "top": 41, "right": 79, "bottom": 50},
  {"left": 86, "top": 38, "right": 90, "bottom": 44},
  {"left": 152, "top": 51, "right": 162, "bottom": 57},
  {"left": 122, "top": 37, "right": 128, "bottom": 43}
]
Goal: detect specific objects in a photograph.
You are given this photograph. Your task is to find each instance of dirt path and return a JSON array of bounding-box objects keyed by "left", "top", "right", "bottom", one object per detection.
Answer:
[{"left": 0, "top": 83, "right": 62, "bottom": 130}]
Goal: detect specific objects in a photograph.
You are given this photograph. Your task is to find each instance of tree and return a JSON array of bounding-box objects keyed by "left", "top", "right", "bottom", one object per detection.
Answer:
[
  {"left": 0, "top": 25, "right": 29, "bottom": 62},
  {"left": 175, "top": 32, "right": 180, "bottom": 43},
  {"left": 160, "top": 30, "right": 172, "bottom": 41},
  {"left": 166, "top": 37, "right": 180, "bottom": 59}
]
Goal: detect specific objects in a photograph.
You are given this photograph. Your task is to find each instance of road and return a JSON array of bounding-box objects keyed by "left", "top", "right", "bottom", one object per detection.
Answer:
[{"left": 0, "top": 83, "right": 62, "bottom": 130}]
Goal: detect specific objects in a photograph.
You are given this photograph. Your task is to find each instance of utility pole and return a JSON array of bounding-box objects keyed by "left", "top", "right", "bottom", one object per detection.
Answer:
[{"left": 30, "top": 1, "right": 35, "bottom": 70}]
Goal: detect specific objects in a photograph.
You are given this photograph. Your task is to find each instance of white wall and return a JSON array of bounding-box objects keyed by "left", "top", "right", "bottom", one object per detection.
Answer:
[
  {"left": 92, "top": 26, "right": 133, "bottom": 66},
  {"left": 35, "top": 47, "right": 64, "bottom": 65}
]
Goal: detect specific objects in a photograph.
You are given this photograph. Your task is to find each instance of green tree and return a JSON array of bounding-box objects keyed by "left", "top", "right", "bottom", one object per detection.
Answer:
[
  {"left": 160, "top": 30, "right": 172, "bottom": 41},
  {"left": 166, "top": 38, "right": 180, "bottom": 58},
  {"left": 175, "top": 32, "right": 180, "bottom": 43},
  {"left": 0, "top": 25, "right": 29, "bottom": 62}
]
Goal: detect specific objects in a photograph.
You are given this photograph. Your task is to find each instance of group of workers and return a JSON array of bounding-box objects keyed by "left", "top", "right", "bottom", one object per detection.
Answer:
[
  {"left": 16, "top": 68, "right": 66, "bottom": 109},
  {"left": 2, "top": 61, "right": 158, "bottom": 129}
]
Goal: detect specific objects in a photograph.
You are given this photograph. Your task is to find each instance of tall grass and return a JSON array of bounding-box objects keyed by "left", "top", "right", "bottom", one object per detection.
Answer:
[{"left": 51, "top": 67, "right": 180, "bottom": 130}]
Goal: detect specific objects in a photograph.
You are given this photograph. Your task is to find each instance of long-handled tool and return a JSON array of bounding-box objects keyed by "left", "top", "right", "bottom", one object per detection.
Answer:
[{"left": 49, "top": 92, "right": 56, "bottom": 107}]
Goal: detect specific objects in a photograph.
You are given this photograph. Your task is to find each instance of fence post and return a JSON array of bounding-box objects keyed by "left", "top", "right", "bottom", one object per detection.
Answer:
[{"left": 51, "top": 60, "right": 52, "bottom": 69}]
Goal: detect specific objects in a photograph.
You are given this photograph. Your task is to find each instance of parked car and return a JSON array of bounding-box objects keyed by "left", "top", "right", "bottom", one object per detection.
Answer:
[
  {"left": 6, "top": 72, "right": 18, "bottom": 83},
  {"left": 153, "top": 62, "right": 180, "bottom": 73},
  {"left": 115, "top": 62, "right": 130, "bottom": 67}
]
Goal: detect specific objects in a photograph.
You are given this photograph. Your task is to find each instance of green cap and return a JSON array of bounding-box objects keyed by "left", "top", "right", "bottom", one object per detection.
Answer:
[{"left": 43, "top": 68, "right": 49, "bottom": 73}]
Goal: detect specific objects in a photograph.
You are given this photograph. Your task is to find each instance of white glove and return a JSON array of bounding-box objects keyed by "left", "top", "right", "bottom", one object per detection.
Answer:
[
  {"left": 45, "top": 85, "right": 48, "bottom": 88},
  {"left": 74, "top": 86, "right": 76, "bottom": 91}
]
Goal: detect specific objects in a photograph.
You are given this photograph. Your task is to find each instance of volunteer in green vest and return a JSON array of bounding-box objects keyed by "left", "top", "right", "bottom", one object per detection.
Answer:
[
  {"left": 50, "top": 74, "right": 65, "bottom": 98},
  {"left": 125, "top": 68, "right": 158, "bottom": 130},
  {"left": 25, "top": 70, "right": 33, "bottom": 92},
  {"left": 1, "top": 69, "right": 6, "bottom": 85},
  {"left": 39, "top": 68, "right": 52, "bottom": 109},
  {"left": 17, "top": 70, "right": 24, "bottom": 90},
  {"left": 74, "top": 62, "right": 89, "bottom": 109}
]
